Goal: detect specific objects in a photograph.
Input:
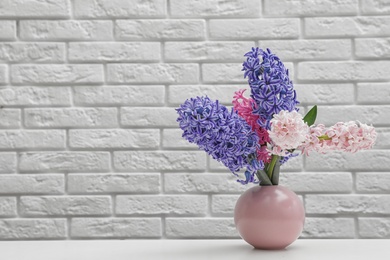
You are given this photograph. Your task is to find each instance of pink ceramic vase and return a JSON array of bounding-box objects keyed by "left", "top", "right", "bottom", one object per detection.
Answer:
[{"left": 234, "top": 185, "right": 305, "bottom": 250}]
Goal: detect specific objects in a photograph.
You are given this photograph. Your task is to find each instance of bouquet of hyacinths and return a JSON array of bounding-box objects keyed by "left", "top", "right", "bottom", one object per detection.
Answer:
[{"left": 176, "top": 47, "right": 377, "bottom": 186}]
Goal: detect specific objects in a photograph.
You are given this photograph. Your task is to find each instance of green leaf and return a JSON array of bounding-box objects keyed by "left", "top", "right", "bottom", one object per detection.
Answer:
[
  {"left": 256, "top": 170, "right": 272, "bottom": 186},
  {"left": 303, "top": 105, "right": 317, "bottom": 126}
]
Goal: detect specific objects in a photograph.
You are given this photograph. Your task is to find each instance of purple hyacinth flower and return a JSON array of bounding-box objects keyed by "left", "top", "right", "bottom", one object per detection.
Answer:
[
  {"left": 242, "top": 47, "right": 299, "bottom": 130},
  {"left": 176, "top": 96, "right": 263, "bottom": 183},
  {"left": 237, "top": 170, "right": 259, "bottom": 185}
]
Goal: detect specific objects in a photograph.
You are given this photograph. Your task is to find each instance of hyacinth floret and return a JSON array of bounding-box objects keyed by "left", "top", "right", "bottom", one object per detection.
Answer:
[
  {"left": 237, "top": 170, "right": 259, "bottom": 185},
  {"left": 321, "top": 121, "right": 376, "bottom": 153},
  {"left": 232, "top": 89, "right": 271, "bottom": 163},
  {"left": 176, "top": 96, "right": 263, "bottom": 182},
  {"left": 242, "top": 47, "right": 299, "bottom": 129},
  {"left": 242, "top": 47, "right": 262, "bottom": 81}
]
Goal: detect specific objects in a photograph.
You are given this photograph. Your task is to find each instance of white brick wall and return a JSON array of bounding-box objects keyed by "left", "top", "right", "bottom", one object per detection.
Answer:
[{"left": 0, "top": 0, "right": 388, "bottom": 240}]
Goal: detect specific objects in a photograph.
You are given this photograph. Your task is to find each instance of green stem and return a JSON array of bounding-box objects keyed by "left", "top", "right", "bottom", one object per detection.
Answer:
[
  {"left": 267, "top": 154, "right": 279, "bottom": 181},
  {"left": 318, "top": 135, "right": 331, "bottom": 141}
]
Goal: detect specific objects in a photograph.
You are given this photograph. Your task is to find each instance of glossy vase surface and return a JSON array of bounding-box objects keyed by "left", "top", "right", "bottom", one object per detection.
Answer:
[{"left": 234, "top": 185, "right": 305, "bottom": 250}]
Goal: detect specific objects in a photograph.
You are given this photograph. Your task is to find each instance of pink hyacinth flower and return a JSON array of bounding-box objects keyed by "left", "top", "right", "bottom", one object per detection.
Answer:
[
  {"left": 323, "top": 121, "right": 377, "bottom": 153},
  {"left": 268, "top": 110, "right": 309, "bottom": 152},
  {"left": 232, "top": 89, "right": 259, "bottom": 132},
  {"left": 257, "top": 145, "right": 272, "bottom": 163},
  {"left": 299, "top": 124, "right": 326, "bottom": 155},
  {"left": 233, "top": 89, "right": 271, "bottom": 162}
]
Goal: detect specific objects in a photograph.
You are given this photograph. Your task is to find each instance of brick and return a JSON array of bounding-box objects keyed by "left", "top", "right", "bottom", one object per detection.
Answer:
[
  {"left": 114, "top": 151, "right": 206, "bottom": 171},
  {"left": 0, "top": 0, "right": 70, "bottom": 18},
  {"left": 357, "top": 83, "right": 390, "bottom": 104},
  {"left": 264, "top": 0, "right": 358, "bottom": 16},
  {"left": 121, "top": 107, "right": 177, "bottom": 127},
  {"left": 107, "top": 64, "right": 198, "bottom": 84},
  {"left": 280, "top": 156, "right": 303, "bottom": 171},
  {"left": 0, "top": 174, "right": 64, "bottom": 194},
  {"left": 305, "top": 195, "right": 390, "bottom": 214},
  {"left": 305, "top": 17, "right": 390, "bottom": 37},
  {"left": 298, "top": 61, "right": 390, "bottom": 81},
  {"left": 69, "top": 129, "right": 159, "bottom": 149},
  {"left": 306, "top": 150, "right": 390, "bottom": 171},
  {"left": 361, "top": 0, "right": 390, "bottom": 14},
  {"left": 166, "top": 218, "right": 239, "bottom": 238},
  {"left": 0, "top": 21, "right": 16, "bottom": 40},
  {"left": 19, "top": 152, "right": 110, "bottom": 173},
  {"left": 71, "top": 218, "right": 161, "bottom": 238},
  {"left": 0, "top": 109, "right": 20, "bottom": 128},
  {"left": 209, "top": 19, "right": 300, "bottom": 39},
  {"left": 170, "top": 0, "right": 260, "bottom": 17},
  {"left": 295, "top": 84, "right": 354, "bottom": 105},
  {"left": 20, "top": 196, "right": 111, "bottom": 216},
  {"left": 25, "top": 108, "right": 118, "bottom": 128},
  {"left": 20, "top": 20, "right": 113, "bottom": 40},
  {"left": 162, "top": 129, "right": 198, "bottom": 149},
  {"left": 373, "top": 128, "right": 390, "bottom": 148},
  {"left": 11, "top": 64, "right": 104, "bottom": 85},
  {"left": 165, "top": 41, "right": 254, "bottom": 62},
  {"left": 0, "top": 130, "right": 65, "bottom": 149},
  {"left": 0, "top": 197, "right": 17, "bottom": 217},
  {"left": 359, "top": 218, "right": 390, "bottom": 238},
  {"left": 68, "top": 173, "right": 160, "bottom": 194},
  {"left": 0, "top": 219, "right": 66, "bottom": 239},
  {"left": 0, "top": 153, "right": 16, "bottom": 173},
  {"left": 314, "top": 105, "right": 390, "bottom": 126},
  {"left": 0, "top": 87, "right": 71, "bottom": 106},
  {"left": 355, "top": 38, "right": 390, "bottom": 58},
  {"left": 116, "top": 195, "right": 208, "bottom": 215},
  {"left": 356, "top": 172, "right": 390, "bottom": 193},
  {"left": 202, "top": 63, "right": 246, "bottom": 83},
  {"left": 258, "top": 39, "right": 351, "bottom": 60},
  {"left": 209, "top": 153, "right": 303, "bottom": 171},
  {"left": 202, "top": 62, "right": 294, "bottom": 84},
  {"left": 69, "top": 42, "right": 160, "bottom": 62},
  {"left": 280, "top": 172, "right": 352, "bottom": 193},
  {"left": 0, "top": 43, "right": 65, "bottom": 62},
  {"left": 74, "top": 0, "right": 166, "bottom": 18},
  {"left": 168, "top": 85, "right": 245, "bottom": 106},
  {"left": 115, "top": 20, "right": 205, "bottom": 40},
  {"left": 211, "top": 195, "right": 240, "bottom": 215},
  {"left": 302, "top": 218, "right": 355, "bottom": 238},
  {"left": 0, "top": 65, "right": 7, "bottom": 84},
  {"left": 164, "top": 173, "right": 248, "bottom": 194},
  {"left": 74, "top": 86, "right": 165, "bottom": 106}
]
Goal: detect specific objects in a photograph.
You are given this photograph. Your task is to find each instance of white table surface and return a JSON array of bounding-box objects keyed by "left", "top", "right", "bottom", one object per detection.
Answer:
[{"left": 0, "top": 239, "right": 389, "bottom": 260}]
